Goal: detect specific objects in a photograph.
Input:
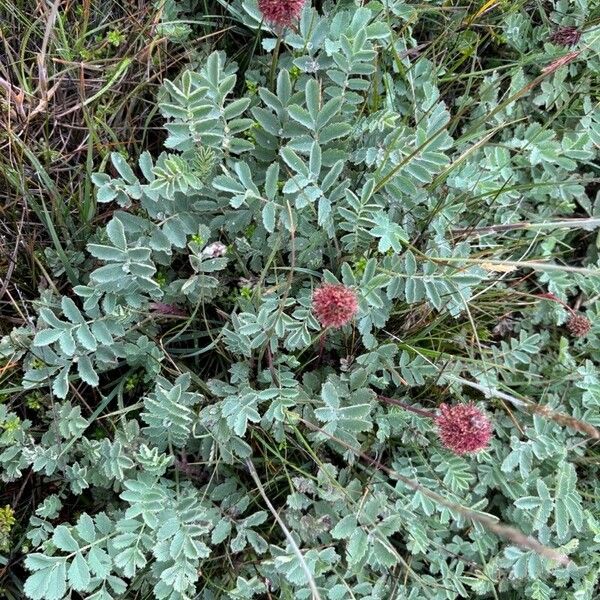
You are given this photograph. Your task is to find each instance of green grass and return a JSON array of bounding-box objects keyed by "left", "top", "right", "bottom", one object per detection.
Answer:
[{"left": 0, "top": 1, "right": 166, "bottom": 298}]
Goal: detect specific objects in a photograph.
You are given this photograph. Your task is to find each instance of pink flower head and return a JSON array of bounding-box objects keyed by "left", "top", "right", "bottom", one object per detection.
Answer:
[
  {"left": 567, "top": 313, "right": 591, "bottom": 338},
  {"left": 435, "top": 403, "right": 492, "bottom": 455},
  {"left": 312, "top": 283, "right": 358, "bottom": 329},
  {"left": 550, "top": 26, "right": 581, "bottom": 47},
  {"left": 258, "top": 0, "right": 305, "bottom": 28},
  {"left": 201, "top": 242, "right": 227, "bottom": 258}
]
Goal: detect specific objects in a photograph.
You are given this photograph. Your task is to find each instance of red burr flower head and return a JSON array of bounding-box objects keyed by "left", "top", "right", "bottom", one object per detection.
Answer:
[
  {"left": 258, "top": 0, "right": 306, "bottom": 28},
  {"left": 312, "top": 283, "right": 358, "bottom": 329},
  {"left": 435, "top": 403, "right": 492, "bottom": 455},
  {"left": 567, "top": 313, "right": 591, "bottom": 338}
]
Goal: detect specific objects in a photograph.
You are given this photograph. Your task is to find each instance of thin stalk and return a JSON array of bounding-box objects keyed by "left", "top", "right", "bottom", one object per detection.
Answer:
[
  {"left": 269, "top": 35, "right": 282, "bottom": 91},
  {"left": 245, "top": 458, "right": 322, "bottom": 600},
  {"left": 377, "top": 395, "right": 436, "bottom": 418}
]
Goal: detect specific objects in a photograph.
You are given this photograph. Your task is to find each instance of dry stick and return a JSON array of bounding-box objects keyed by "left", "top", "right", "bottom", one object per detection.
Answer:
[
  {"left": 296, "top": 416, "right": 571, "bottom": 567},
  {"left": 245, "top": 458, "right": 322, "bottom": 600},
  {"left": 0, "top": 205, "right": 25, "bottom": 301},
  {"left": 452, "top": 217, "right": 600, "bottom": 237}
]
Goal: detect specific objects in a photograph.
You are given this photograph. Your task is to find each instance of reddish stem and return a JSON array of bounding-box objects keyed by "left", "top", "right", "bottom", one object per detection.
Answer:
[
  {"left": 377, "top": 395, "right": 436, "bottom": 419},
  {"left": 536, "top": 292, "right": 576, "bottom": 314}
]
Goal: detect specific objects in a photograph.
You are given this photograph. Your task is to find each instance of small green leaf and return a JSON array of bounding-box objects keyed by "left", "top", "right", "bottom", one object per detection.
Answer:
[
  {"left": 262, "top": 202, "right": 277, "bottom": 233},
  {"left": 52, "top": 366, "right": 70, "bottom": 399},
  {"left": 264, "top": 163, "right": 279, "bottom": 201},
  {"left": 88, "top": 546, "right": 112, "bottom": 579},
  {"left": 211, "top": 518, "right": 232, "bottom": 545},
  {"left": 76, "top": 514, "right": 96, "bottom": 544},
  {"left": 53, "top": 525, "right": 79, "bottom": 552},
  {"left": 331, "top": 515, "right": 356, "bottom": 539},
  {"left": 77, "top": 355, "right": 99, "bottom": 387},
  {"left": 68, "top": 552, "right": 91, "bottom": 591},
  {"left": 347, "top": 528, "right": 368, "bottom": 565},
  {"left": 33, "top": 329, "right": 63, "bottom": 347},
  {"left": 111, "top": 152, "right": 137, "bottom": 184}
]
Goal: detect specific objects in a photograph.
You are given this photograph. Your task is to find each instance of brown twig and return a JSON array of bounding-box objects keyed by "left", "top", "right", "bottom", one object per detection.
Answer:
[{"left": 377, "top": 395, "right": 436, "bottom": 418}]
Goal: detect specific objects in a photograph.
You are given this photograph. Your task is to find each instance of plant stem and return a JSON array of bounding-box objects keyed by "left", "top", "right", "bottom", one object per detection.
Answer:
[
  {"left": 377, "top": 395, "right": 436, "bottom": 418},
  {"left": 269, "top": 35, "right": 282, "bottom": 91}
]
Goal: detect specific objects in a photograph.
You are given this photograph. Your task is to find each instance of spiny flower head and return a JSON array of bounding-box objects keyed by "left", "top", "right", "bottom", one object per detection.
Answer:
[
  {"left": 435, "top": 403, "right": 492, "bottom": 455},
  {"left": 550, "top": 26, "right": 581, "bottom": 47},
  {"left": 567, "top": 313, "right": 591, "bottom": 338},
  {"left": 258, "top": 0, "right": 305, "bottom": 28},
  {"left": 312, "top": 283, "right": 358, "bottom": 329}
]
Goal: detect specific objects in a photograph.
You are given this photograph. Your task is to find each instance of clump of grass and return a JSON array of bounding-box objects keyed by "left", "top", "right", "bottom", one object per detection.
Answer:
[{"left": 0, "top": 1, "right": 174, "bottom": 263}]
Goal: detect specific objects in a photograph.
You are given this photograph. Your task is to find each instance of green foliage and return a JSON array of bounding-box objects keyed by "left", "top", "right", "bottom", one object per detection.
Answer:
[{"left": 2, "top": 1, "right": 600, "bottom": 599}]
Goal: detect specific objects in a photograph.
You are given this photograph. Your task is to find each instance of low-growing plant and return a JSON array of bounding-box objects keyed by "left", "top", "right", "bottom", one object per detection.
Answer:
[{"left": 2, "top": 1, "right": 600, "bottom": 599}]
